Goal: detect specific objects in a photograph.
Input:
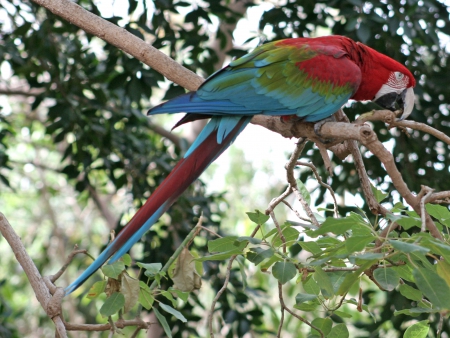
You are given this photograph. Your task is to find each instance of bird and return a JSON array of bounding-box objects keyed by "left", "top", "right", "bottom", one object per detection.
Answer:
[{"left": 65, "top": 35, "right": 415, "bottom": 295}]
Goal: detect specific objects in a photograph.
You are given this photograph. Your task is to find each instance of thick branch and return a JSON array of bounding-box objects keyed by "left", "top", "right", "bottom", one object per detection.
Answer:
[
  {"left": 30, "top": 0, "right": 204, "bottom": 91},
  {"left": 0, "top": 213, "right": 67, "bottom": 337}
]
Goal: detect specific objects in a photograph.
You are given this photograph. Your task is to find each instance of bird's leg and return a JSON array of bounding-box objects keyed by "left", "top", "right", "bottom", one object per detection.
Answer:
[{"left": 313, "top": 116, "right": 336, "bottom": 144}]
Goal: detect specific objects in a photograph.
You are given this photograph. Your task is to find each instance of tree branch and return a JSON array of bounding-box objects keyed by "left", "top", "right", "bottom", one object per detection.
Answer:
[
  {"left": 29, "top": 0, "right": 204, "bottom": 91},
  {"left": 0, "top": 213, "right": 67, "bottom": 337}
]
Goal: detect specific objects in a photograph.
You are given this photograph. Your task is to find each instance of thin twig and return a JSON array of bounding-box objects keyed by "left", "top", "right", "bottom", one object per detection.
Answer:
[
  {"left": 148, "top": 122, "right": 182, "bottom": 148},
  {"left": 270, "top": 211, "right": 287, "bottom": 253},
  {"left": 437, "top": 312, "right": 445, "bottom": 338},
  {"left": 281, "top": 200, "right": 311, "bottom": 223},
  {"left": 427, "top": 191, "right": 450, "bottom": 204},
  {"left": 277, "top": 282, "right": 324, "bottom": 338},
  {"left": 285, "top": 139, "right": 320, "bottom": 227},
  {"left": 296, "top": 161, "right": 338, "bottom": 218},
  {"left": 149, "top": 219, "right": 202, "bottom": 290},
  {"left": 48, "top": 247, "right": 88, "bottom": 283},
  {"left": 207, "top": 225, "right": 260, "bottom": 337},
  {"left": 336, "top": 109, "right": 389, "bottom": 216},
  {"left": 375, "top": 222, "right": 399, "bottom": 252},
  {"left": 64, "top": 318, "right": 150, "bottom": 331},
  {"left": 276, "top": 291, "right": 285, "bottom": 338},
  {"left": 305, "top": 262, "right": 405, "bottom": 273},
  {"left": 266, "top": 185, "right": 293, "bottom": 215},
  {"left": 420, "top": 186, "right": 434, "bottom": 232},
  {"left": 199, "top": 225, "right": 222, "bottom": 239},
  {"left": 208, "top": 256, "right": 237, "bottom": 338}
]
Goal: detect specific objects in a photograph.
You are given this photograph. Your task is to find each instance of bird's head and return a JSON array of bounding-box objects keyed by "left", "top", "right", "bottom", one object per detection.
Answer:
[
  {"left": 372, "top": 71, "right": 415, "bottom": 121},
  {"left": 351, "top": 43, "right": 416, "bottom": 120}
]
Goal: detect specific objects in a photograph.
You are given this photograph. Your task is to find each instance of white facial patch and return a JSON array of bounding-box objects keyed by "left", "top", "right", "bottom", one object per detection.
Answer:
[{"left": 374, "top": 71, "right": 410, "bottom": 100}]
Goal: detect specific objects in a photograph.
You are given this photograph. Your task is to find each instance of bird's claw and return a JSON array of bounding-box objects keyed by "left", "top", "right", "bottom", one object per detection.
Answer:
[{"left": 313, "top": 116, "right": 336, "bottom": 144}]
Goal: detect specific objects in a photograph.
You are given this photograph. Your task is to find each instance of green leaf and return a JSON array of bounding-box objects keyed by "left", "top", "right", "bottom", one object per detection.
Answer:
[
  {"left": 138, "top": 282, "right": 154, "bottom": 310},
  {"left": 373, "top": 268, "right": 399, "bottom": 291},
  {"left": 246, "top": 210, "right": 270, "bottom": 224},
  {"left": 338, "top": 261, "right": 374, "bottom": 295},
  {"left": 345, "top": 235, "right": 376, "bottom": 253},
  {"left": 356, "top": 21, "right": 371, "bottom": 43},
  {"left": 404, "top": 320, "right": 429, "bottom": 338},
  {"left": 99, "top": 292, "right": 125, "bottom": 317},
  {"left": 437, "top": 260, "right": 450, "bottom": 287},
  {"left": 399, "top": 284, "right": 423, "bottom": 301},
  {"left": 314, "top": 267, "right": 334, "bottom": 297},
  {"left": 328, "top": 271, "right": 348, "bottom": 294},
  {"left": 122, "top": 254, "right": 132, "bottom": 266},
  {"left": 303, "top": 276, "right": 321, "bottom": 295},
  {"left": 333, "top": 310, "right": 353, "bottom": 318},
  {"left": 413, "top": 267, "right": 450, "bottom": 309},
  {"left": 208, "top": 236, "right": 247, "bottom": 253},
  {"left": 293, "top": 301, "right": 319, "bottom": 311},
  {"left": 272, "top": 261, "right": 297, "bottom": 284},
  {"left": 161, "top": 290, "right": 177, "bottom": 307},
  {"left": 328, "top": 323, "right": 349, "bottom": 338},
  {"left": 394, "top": 308, "right": 438, "bottom": 316},
  {"left": 393, "top": 264, "right": 415, "bottom": 282},
  {"left": 299, "top": 241, "right": 322, "bottom": 255},
  {"left": 86, "top": 281, "right": 106, "bottom": 299},
  {"left": 422, "top": 240, "right": 450, "bottom": 262},
  {"left": 426, "top": 204, "right": 450, "bottom": 222},
  {"left": 236, "top": 236, "right": 262, "bottom": 245},
  {"left": 102, "top": 261, "right": 125, "bottom": 279},
  {"left": 169, "top": 288, "right": 190, "bottom": 302},
  {"left": 371, "top": 184, "right": 388, "bottom": 203},
  {"left": 137, "top": 262, "right": 162, "bottom": 278},
  {"left": 236, "top": 255, "right": 247, "bottom": 289},
  {"left": 389, "top": 240, "right": 430, "bottom": 254},
  {"left": 272, "top": 225, "right": 300, "bottom": 248},
  {"left": 311, "top": 318, "right": 333, "bottom": 336},
  {"left": 260, "top": 254, "right": 282, "bottom": 271},
  {"left": 160, "top": 303, "right": 187, "bottom": 323},
  {"left": 349, "top": 253, "right": 384, "bottom": 262},
  {"left": 395, "top": 216, "right": 421, "bottom": 230},
  {"left": 296, "top": 179, "right": 311, "bottom": 204},
  {"left": 311, "top": 213, "right": 368, "bottom": 237},
  {"left": 153, "top": 308, "right": 172, "bottom": 338},
  {"left": 295, "top": 293, "right": 318, "bottom": 304},
  {"left": 196, "top": 250, "right": 243, "bottom": 262},
  {"left": 247, "top": 247, "right": 274, "bottom": 265}
]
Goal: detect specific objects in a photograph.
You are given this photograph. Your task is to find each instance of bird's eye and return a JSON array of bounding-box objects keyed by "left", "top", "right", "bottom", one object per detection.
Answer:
[{"left": 394, "top": 72, "right": 405, "bottom": 81}]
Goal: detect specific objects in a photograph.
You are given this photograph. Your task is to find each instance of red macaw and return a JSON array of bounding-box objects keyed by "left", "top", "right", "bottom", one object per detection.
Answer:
[{"left": 65, "top": 35, "right": 415, "bottom": 294}]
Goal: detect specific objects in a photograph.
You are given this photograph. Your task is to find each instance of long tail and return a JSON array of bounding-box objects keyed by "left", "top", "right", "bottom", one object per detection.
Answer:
[{"left": 65, "top": 116, "right": 251, "bottom": 295}]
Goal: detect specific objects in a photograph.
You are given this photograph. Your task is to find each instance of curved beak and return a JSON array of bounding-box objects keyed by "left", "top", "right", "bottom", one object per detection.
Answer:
[
  {"left": 373, "top": 87, "right": 415, "bottom": 120},
  {"left": 398, "top": 87, "right": 415, "bottom": 120}
]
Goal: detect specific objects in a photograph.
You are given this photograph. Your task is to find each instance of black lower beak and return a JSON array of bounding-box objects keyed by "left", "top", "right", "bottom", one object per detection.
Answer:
[
  {"left": 373, "top": 88, "right": 413, "bottom": 120},
  {"left": 374, "top": 91, "right": 403, "bottom": 112}
]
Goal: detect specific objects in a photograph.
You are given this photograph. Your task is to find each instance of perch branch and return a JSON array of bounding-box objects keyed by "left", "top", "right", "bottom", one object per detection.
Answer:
[{"left": 358, "top": 110, "right": 450, "bottom": 146}]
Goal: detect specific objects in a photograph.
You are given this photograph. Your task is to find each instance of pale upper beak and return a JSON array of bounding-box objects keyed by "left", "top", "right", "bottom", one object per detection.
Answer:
[{"left": 398, "top": 87, "right": 415, "bottom": 121}]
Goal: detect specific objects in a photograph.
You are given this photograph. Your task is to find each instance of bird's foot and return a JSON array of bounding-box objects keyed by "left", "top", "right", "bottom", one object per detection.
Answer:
[
  {"left": 279, "top": 115, "right": 302, "bottom": 124},
  {"left": 313, "top": 116, "right": 336, "bottom": 144}
]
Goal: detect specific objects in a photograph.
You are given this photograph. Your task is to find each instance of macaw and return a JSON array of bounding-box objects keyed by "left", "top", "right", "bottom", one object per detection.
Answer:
[{"left": 65, "top": 35, "right": 415, "bottom": 295}]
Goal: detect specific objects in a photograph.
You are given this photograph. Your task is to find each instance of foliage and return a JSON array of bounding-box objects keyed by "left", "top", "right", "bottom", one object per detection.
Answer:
[{"left": 0, "top": 0, "right": 449, "bottom": 337}]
